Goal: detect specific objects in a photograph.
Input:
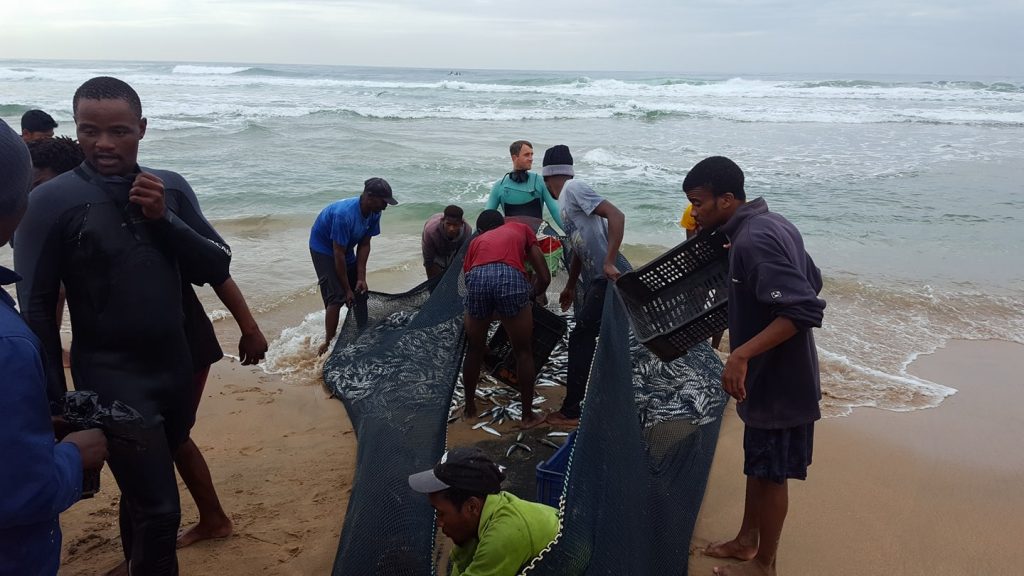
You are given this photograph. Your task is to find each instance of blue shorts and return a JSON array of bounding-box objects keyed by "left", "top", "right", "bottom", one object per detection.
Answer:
[
  {"left": 464, "top": 263, "right": 530, "bottom": 319},
  {"left": 743, "top": 423, "right": 814, "bottom": 484}
]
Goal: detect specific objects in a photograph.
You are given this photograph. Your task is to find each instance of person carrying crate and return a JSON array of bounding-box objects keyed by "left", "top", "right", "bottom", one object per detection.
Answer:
[
  {"left": 684, "top": 156, "right": 825, "bottom": 576},
  {"left": 540, "top": 145, "right": 626, "bottom": 428}
]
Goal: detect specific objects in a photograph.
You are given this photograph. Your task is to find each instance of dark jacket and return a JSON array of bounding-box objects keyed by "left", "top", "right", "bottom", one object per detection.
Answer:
[{"left": 719, "top": 197, "right": 826, "bottom": 428}]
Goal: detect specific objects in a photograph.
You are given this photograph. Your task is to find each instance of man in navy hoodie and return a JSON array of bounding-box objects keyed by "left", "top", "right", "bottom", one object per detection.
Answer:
[
  {"left": 684, "top": 156, "right": 825, "bottom": 576},
  {"left": 0, "top": 120, "right": 108, "bottom": 575}
]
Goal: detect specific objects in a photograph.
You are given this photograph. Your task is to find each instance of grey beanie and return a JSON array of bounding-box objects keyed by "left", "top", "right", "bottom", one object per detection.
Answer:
[
  {"left": 0, "top": 119, "right": 33, "bottom": 215},
  {"left": 541, "top": 144, "right": 574, "bottom": 177}
]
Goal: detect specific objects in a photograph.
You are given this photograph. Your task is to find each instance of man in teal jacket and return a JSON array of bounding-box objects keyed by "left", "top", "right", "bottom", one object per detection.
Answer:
[
  {"left": 409, "top": 447, "right": 559, "bottom": 576},
  {"left": 487, "top": 140, "right": 565, "bottom": 232}
]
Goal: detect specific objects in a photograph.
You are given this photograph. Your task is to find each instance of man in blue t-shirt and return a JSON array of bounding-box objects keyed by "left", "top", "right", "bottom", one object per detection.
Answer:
[{"left": 309, "top": 177, "right": 397, "bottom": 356}]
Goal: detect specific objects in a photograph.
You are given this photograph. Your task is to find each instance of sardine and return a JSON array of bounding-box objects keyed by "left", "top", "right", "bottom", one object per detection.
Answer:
[{"left": 481, "top": 426, "right": 501, "bottom": 437}]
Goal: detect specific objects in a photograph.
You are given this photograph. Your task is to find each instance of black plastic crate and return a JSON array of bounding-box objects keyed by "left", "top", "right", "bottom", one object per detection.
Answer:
[
  {"left": 485, "top": 303, "right": 568, "bottom": 387},
  {"left": 615, "top": 230, "right": 730, "bottom": 361}
]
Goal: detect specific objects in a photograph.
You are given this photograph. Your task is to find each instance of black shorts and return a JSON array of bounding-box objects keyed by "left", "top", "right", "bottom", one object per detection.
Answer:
[
  {"left": 311, "top": 248, "right": 356, "bottom": 307},
  {"left": 743, "top": 422, "right": 814, "bottom": 484}
]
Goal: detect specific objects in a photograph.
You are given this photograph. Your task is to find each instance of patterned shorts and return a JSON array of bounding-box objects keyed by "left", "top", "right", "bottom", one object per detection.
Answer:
[
  {"left": 464, "top": 263, "right": 530, "bottom": 319},
  {"left": 743, "top": 423, "right": 814, "bottom": 484}
]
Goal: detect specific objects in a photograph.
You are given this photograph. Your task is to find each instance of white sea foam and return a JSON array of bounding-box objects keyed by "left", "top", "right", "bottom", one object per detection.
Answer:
[
  {"left": 172, "top": 65, "right": 252, "bottom": 75},
  {"left": 261, "top": 309, "right": 343, "bottom": 383}
]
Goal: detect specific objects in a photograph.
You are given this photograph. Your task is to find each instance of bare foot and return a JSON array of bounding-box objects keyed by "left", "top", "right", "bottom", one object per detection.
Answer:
[
  {"left": 712, "top": 559, "right": 774, "bottom": 576},
  {"left": 519, "top": 412, "right": 545, "bottom": 429},
  {"left": 545, "top": 411, "right": 579, "bottom": 428},
  {"left": 704, "top": 538, "right": 758, "bottom": 561},
  {"left": 176, "top": 518, "right": 234, "bottom": 548},
  {"left": 317, "top": 342, "right": 330, "bottom": 356},
  {"left": 464, "top": 400, "right": 478, "bottom": 419},
  {"left": 103, "top": 561, "right": 128, "bottom": 576}
]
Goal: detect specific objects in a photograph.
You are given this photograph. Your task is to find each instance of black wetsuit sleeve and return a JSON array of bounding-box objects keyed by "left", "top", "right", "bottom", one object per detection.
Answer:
[
  {"left": 153, "top": 173, "right": 232, "bottom": 287},
  {"left": 13, "top": 193, "right": 68, "bottom": 409}
]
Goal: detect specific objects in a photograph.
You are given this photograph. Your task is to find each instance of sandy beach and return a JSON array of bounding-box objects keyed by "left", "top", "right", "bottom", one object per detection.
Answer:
[
  {"left": 54, "top": 321, "right": 1024, "bottom": 575},
  {"left": 690, "top": 339, "right": 1024, "bottom": 576}
]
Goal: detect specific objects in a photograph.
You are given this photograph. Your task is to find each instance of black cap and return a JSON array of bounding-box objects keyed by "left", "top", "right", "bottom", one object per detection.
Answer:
[
  {"left": 541, "top": 145, "right": 574, "bottom": 177},
  {"left": 364, "top": 177, "right": 397, "bottom": 205},
  {"left": 21, "top": 110, "right": 58, "bottom": 132},
  {"left": 408, "top": 447, "right": 506, "bottom": 494}
]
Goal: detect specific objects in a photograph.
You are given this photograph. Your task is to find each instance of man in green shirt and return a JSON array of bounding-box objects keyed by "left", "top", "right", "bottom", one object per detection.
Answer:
[{"left": 409, "top": 447, "right": 559, "bottom": 576}]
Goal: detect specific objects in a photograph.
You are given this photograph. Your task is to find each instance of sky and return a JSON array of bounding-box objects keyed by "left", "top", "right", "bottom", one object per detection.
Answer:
[{"left": 2, "top": 0, "right": 1022, "bottom": 76}]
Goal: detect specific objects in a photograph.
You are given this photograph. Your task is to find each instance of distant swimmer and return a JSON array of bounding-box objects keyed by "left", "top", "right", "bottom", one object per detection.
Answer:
[
  {"left": 14, "top": 76, "right": 233, "bottom": 574},
  {"left": 486, "top": 140, "right": 565, "bottom": 231},
  {"left": 409, "top": 447, "right": 558, "bottom": 576},
  {"left": 684, "top": 156, "right": 825, "bottom": 576},
  {"left": 422, "top": 204, "right": 472, "bottom": 280},
  {"left": 20, "top": 109, "right": 58, "bottom": 142},
  {"left": 541, "top": 145, "right": 624, "bottom": 428},
  {"left": 461, "top": 210, "right": 550, "bottom": 428},
  {"left": 309, "top": 177, "right": 397, "bottom": 356}
]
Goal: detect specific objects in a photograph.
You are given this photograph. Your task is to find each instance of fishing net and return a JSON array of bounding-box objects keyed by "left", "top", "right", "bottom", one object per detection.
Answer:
[{"left": 325, "top": 235, "right": 727, "bottom": 575}]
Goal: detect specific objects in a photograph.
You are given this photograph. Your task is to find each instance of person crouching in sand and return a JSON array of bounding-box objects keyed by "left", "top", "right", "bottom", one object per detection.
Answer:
[
  {"left": 685, "top": 156, "right": 826, "bottom": 576},
  {"left": 409, "top": 447, "right": 558, "bottom": 576},
  {"left": 461, "top": 210, "right": 550, "bottom": 428}
]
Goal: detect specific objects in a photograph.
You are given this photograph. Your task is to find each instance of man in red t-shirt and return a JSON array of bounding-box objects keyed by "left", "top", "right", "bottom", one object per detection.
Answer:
[{"left": 462, "top": 210, "right": 550, "bottom": 428}]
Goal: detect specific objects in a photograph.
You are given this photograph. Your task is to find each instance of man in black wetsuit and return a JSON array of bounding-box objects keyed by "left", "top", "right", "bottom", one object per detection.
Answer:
[{"left": 14, "top": 76, "right": 232, "bottom": 575}]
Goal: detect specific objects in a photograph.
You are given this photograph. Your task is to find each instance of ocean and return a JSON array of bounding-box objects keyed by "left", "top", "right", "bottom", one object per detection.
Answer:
[{"left": 3, "top": 59, "right": 1023, "bottom": 417}]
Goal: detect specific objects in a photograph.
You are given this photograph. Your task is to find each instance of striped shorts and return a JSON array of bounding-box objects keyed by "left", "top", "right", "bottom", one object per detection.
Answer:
[{"left": 464, "top": 263, "right": 530, "bottom": 319}]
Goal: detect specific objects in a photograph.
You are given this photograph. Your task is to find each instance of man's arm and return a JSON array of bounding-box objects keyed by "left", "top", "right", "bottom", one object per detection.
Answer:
[
  {"left": 722, "top": 316, "right": 799, "bottom": 402},
  {"left": 13, "top": 191, "right": 66, "bottom": 407},
  {"left": 538, "top": 180, "right": 565, "bottom": 231},
  {"left": 212, "top": 277, "right": 267, "bottom": 366},
  {"left": 455, "top": 516, "right": 536, "bottom": 576},
  {"left": 422, "top": 224, "right": 439, "bottom": 279},
  {"left": 485, "top": 180, "right": 502, "bottom": 211},
  {"left": 526, "top": 245, "right": 551, "bottom": 298},
  {"left": 0, "top": 337, "right": 85, "bottom": 529},
  {"left": 592, "top": 200, "right": 625, "bottom": 281},
  {"left": 559, "top": 252, "right": 583, "bottom": 312},
  {"left": 355, "top": 235, "right": 371, "bottom": 293},
  {"left": 135, "top": 172, "right": 232, "bottom": 287},
  {"left": 722, "top": 246, "right": 826, "bottom": 402},
  {"left": 333, "top": 242, "right": 355, "bottom": 307}
]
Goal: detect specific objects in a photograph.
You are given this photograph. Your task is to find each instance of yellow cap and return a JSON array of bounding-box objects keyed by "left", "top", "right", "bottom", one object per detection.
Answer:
[{"left": 679, "top": 204, "right": 697, "bottom": 231}]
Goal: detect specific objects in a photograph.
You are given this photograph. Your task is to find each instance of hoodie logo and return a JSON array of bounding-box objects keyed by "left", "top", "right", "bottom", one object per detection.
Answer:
[{"left": 771, "top": 290, "right": 782, "bottom": 299}]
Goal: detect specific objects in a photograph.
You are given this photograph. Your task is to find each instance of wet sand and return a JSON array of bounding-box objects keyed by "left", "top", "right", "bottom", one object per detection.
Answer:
[
  {"left": 690, "top": 339, "right": 1024, "bottom": 576},
  {"left": 56, "top": 334, "right": 1024, "bottom": 575}
]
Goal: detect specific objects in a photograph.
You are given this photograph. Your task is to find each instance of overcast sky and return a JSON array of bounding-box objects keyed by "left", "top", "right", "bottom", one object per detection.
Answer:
[{"left": 3, "top": 0, "right": 1021, "bottom": 76}]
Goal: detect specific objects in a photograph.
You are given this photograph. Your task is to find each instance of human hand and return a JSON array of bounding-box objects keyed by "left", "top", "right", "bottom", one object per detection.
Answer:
[
  {"left": 63, "top": 428, "right": 109, "bottom": 470},
  {"left": 721, "top": 353, "right": 748, "bottom": 402},
  {"left": 344, "top": 288, "right": 355, "bottom": 308},
  {"left": 354, "top": 280, "right": 368, "bottom": 294},
  {"left": 239, "top": 329, "right": 268, "bottom": 365},
  {"left": 559, "top": 286, "right": 575, "bottom": 312},
  {"left": 129, "top": 172, "right": 166, "bottom": 220},
  {"left": 51, "top": 415, "right": 73, "bottom": 440},
  {"left": 603, "top": 261, "right": 620, "bottom": 281}
]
